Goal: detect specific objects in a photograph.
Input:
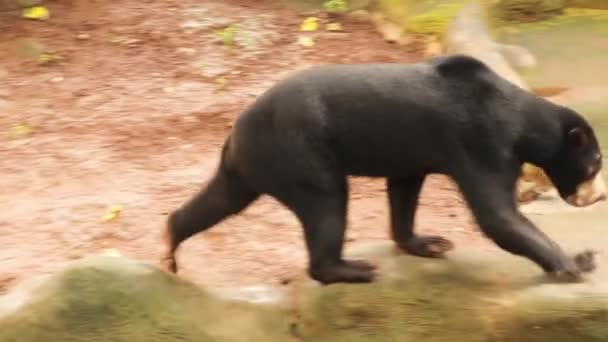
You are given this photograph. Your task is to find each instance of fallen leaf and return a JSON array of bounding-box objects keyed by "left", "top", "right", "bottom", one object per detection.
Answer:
[
  {"left": 38, "top": 52, "right": 62, "bottom": 65},
  {"left": 214, "top": 76, "right": 228, "bottom": 92},
  {"left": 22, "top": 6, "right": 50, "bottom": 20},
  {"left": 102, "top": 204, "right": 124, "bottom": 222},
  {"left": 325, "top": 22, "right": 343, "bottom": 31},
  {"left": 297, "top": 36, "right": 315, "bottom": 47},
  {"left": 110, "top": 36, "right": 129, "bottom": 44},
  {"left": 300, "top": 17, "right": 319, "bottom": 32},
  {"left": 8, "top": 123, "right": 33, "bottom": 139}
]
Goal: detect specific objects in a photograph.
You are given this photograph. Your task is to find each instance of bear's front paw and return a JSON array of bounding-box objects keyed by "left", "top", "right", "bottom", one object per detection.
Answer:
[
  {"left": 549, "top": 250, "right": 597, "bottom": 283},
  {"left": 573, "top": 249, "right": 597, "bottom": 273},
  {"left": 550, "top": 266, "right": 584, "bottom": 283}
]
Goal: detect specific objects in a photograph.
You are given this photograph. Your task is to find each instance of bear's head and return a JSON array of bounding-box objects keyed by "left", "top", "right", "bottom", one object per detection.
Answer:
[{"left": 544, "top": 116, "right": 606, "bottom": 207}]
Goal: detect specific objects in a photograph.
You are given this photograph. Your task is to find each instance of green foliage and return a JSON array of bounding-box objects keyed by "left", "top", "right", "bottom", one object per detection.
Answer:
[
  {"left": 322, "top": 0, "right": 348, "bottom": 13},
  {"left": 405, "top": 3, "right": 465, "bottom": 36}
]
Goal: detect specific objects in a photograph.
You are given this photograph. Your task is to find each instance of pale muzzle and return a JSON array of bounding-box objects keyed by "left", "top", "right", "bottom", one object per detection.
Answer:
[{"left": 566, "top": 171, "right": 607, "bottom": 207}]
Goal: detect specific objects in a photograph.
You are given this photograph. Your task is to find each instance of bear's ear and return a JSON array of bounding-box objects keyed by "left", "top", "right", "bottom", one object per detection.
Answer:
[{"left": 567, "top": 127, "right": 589, "bottom": 150}]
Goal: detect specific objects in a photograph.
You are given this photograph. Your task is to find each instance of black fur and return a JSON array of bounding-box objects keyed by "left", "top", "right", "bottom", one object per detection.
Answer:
[{"left": 164, "top": 55, "right": 602, "bottom": 284}]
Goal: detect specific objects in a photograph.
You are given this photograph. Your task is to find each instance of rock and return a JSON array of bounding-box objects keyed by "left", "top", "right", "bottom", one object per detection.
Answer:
[
  {"left": 0, "top": 256, "right": 290, "bottom": 341},
  {"left": 3, "top": 226, "right": 607, "bottom": 340},
  {"left": 297, "top": 228, "right": 608, "bottom": 340},
  {"left": 568, "top": 0, "right": 608, "bottom": 9},
  {"left": 215, "top": 284, "right": 286, "bottom": 305},
  {"left": 498, "top": 43, "right": 537, "bottom": 69},
  {"left": 491, "top": 0, "right": 566, "bottom": 22},
  {"left": 445, "top": 3, "right": 531, "bottom": 91},
  {"left": 520, "top": 189, "right": 603, "bottom": 214},
  {"left": 516, "top": 180, "right": 542, "bottom": 203}
]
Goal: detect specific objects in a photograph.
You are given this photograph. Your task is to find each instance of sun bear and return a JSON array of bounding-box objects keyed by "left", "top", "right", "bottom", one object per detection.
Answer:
[{"left": 162, "top": 55, "right": 605, "bottom": 284}]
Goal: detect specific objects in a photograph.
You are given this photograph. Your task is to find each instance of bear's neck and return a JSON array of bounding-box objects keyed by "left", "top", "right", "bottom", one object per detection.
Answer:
[{"left": 514, "top": 97, "right": 564, "bottom": 168}]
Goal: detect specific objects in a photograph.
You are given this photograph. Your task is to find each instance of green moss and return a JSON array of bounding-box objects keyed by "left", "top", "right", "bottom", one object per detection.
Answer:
[
  {"left": 0, "top": 257, "right": 290, "bottom": 342},
  {"left": 490, "top": 0, "right": 567, "bottom": 22},
  {"left": 371, "top": 0, "right": 469, "bottom": 37},
  {"left": 373, "top": 0, "right": 413, "bottom": 27},
  {"left": 405, "top": 2, "right": 468, "bottom": 36},
  {"left": 296, "top": 242, "right": 608, "bottom": 341},
  {"left": 568, "top": 0, "right": 608, "bottom": 9},
  {"left": 492, "top": 7, "right": 608, "bottom": 38}
]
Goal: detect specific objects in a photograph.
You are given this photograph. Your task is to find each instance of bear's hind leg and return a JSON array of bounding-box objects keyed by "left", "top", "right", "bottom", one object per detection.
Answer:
[
  {"left": 387, "top": 176, "right": 454, "bottom": 258},
  {"left": 282, "top": 183, "right": 377, "bottom": 284},
  {"left": 162, "top": 167, "right": 259, "bottom": 273}
]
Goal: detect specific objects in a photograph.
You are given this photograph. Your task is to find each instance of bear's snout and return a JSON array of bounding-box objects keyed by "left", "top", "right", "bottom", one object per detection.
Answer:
[{"left": 566, "top": 171, "right": 607, "bottom": 207}]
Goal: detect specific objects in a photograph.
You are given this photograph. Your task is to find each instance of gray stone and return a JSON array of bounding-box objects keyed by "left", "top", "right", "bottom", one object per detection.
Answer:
[
  {"left": 0, "top": 256, "right": 290, "bottom": 342},
  {"left": 297, "top": 221, "right": 608, "bottom": 341},
  {"left": 445, "top": 3, "right": 531, "bottom": 90},
  {"left": 498, "top": 43, "right": 537, "bottom": 69}
]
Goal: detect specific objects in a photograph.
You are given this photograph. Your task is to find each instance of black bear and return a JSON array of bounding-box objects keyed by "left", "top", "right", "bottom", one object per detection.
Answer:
[{"left": 162, "top": 55, "right": 605, "bottom": 284}]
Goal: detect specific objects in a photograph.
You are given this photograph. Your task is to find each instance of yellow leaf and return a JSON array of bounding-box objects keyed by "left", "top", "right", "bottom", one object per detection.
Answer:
[
  {"left": 110, "top": 36, "right": 129, "bottom": 44},
  {"left": 22, "top": 6, "right": 50, "bottom": 20},
  {"left": 102, "top": 204, "right": 124, "bottom": 222},
  {"left": 214, "top": 76, "right": 228, "bottom": 92},
  {"left": 102, "top": 213, "right": 117, "bottom": 221},
  {"left": 326, "top": 22, "right": 343, "bottom": 31},
  {"left": 297, "top": 36, "right": 315, "bottom": 47},
  {"left": 8, "top": 123, "right": 33, "bottom": 139},
  {"left": 38, "top": 52, "right": 62, "bottom": 65},
  {"left": 110, "top": 204, "right": 124, "bottom": 213},
  {"left": 300, "top": 17, "right": 319, "bottom": 32}
]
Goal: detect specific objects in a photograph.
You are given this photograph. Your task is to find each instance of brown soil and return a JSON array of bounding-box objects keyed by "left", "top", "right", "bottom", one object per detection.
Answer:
[{"left": 0, "top": 0, "right": 486, "bottom": 292}]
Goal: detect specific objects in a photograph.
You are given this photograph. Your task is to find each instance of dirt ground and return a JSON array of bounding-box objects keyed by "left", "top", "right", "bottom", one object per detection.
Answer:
[{"left": 0, "top": 0, "right": 488, "bottom": 292}]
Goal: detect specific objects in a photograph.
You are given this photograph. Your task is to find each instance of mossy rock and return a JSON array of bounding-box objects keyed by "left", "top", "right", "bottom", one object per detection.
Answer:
[
  {"left": 297, "top": 233, "right": 608, "bottom": 341},
  {"left": 568, "top": 0, "right": 608, "bottom": 9},
  {"left": 491, "top": 0, "right": 567, "bottom": 22},
  {"left": 0, "top": 256, "right": 291, "bottom": 342},
  {"left": 372, "top": 0, "right": 469, "bottom": 37}
]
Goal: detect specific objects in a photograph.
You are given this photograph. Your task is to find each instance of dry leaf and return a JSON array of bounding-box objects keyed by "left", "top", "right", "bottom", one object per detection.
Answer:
[
  {"left": 38, "top": 52, "right": 62, "bottom": 65},
  {"left": 102, "top": 204, "right": 124, "bottom": 222},
  {"left": 8, "top": 123, "right": 33, "bottom": 139},
  {"left": 300, "top": 17, "right": 319, "bottom": 32},
  {"left": 22, "top": 6, "right": 50, "bottom": 20}
]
